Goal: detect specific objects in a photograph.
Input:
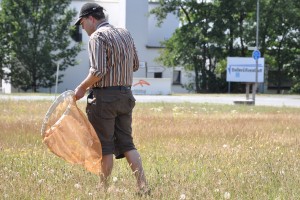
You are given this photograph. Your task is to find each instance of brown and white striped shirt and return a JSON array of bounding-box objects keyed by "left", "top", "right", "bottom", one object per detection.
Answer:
[{"left": 88, "top": 22, "right": 139, "bottom": 88}]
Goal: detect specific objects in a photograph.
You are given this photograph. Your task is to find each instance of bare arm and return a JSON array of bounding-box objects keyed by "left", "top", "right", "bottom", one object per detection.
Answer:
[
  {"left": 74, "top": 73, "right": 100, "bottom": 100},
  {"left": 132, "top": 41, "right": 139, "bottom": 72}
]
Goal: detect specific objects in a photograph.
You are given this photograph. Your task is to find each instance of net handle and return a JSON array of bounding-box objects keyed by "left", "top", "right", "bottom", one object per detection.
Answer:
[{"left": 41, "top": 90, "right": 75, "bottom": 136}]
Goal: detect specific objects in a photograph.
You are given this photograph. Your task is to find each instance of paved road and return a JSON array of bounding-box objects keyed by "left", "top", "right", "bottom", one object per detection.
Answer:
[
  {"left": 1, "top": 93, "right": 300, "bottom": 108},
  {"left": 135, "top": 94, "right": 300, "bottom": 108}
]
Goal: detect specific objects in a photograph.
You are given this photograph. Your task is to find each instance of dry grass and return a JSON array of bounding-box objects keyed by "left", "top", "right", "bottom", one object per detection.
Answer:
[{"left": 0, "top": 100, "right": 300, "bottom": 199}]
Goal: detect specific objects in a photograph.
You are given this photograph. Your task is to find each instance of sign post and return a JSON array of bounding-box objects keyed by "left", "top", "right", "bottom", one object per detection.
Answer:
[
  {"left": 252, "top": 50, "right": 261, "bottom": 104},
  {"left": 226, "top": 56, "right": 264, "bottom": 105}
]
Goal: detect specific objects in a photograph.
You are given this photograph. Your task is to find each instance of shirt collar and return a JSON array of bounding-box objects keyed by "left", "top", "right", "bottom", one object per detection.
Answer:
[{"left": 96, "top": 21, "right": 110, "bottom": 29}]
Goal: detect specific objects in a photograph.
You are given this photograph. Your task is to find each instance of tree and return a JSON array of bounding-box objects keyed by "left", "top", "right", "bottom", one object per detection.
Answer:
[
  {"left": 259, "top": 0, "right": 300, "bottom": 93},
  {"left": 151, "top": 0, "right": 300, "bottom": 94},
  {"left": 151, "top": 0, "right": 225, "bottom": 93},
  {"left": 151, "top": 0, "right": 257, "bottom": 93},
  {"left": 0, "top": 0, "right": 81, "bottom": 92}
]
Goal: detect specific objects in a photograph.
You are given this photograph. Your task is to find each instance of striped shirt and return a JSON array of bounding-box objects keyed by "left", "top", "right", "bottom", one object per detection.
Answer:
[{"left": 88, "top": 22, "right": 139, "bottom": 88}]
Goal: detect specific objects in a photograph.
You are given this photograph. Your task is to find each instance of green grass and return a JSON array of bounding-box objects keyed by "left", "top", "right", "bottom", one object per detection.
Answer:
[{"left": 0, "top": 100, "right": 300, "bottom": 199}]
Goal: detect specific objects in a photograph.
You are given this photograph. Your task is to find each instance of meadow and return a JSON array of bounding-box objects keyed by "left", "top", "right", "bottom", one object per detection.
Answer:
[{"left": 0, "top": 98, "right": 300, "bottom": 200}]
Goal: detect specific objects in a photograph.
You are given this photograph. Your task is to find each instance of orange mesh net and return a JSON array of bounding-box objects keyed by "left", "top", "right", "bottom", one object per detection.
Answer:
[{"left": 41, "top": 90, "right": 102, "bottom": 174}]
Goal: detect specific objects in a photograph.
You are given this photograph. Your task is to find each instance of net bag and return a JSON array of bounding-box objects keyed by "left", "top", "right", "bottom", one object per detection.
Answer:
[{"left": 41, "top": 90, "right": 102, "bottom": 174}]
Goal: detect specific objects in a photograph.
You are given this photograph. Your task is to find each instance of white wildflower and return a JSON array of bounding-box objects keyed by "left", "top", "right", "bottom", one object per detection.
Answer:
[
  {"left": 179, "top": 194, "right": 186, "bottom": 200},
  {"left": 231, "top": 110, "right": 237, "bottom": 114},
  {"left": 113, "top": 176, "right": 118, "bottom": 182},
  {"left": 74, "top": 183, "right": 81, "bottom": 189},
  {"left": 32, "top": 171, "right": 39, "bottom": 177},
  {"left": 150, "top": 107, "right": 163, "bottom": 112},
  {"left": 224, "top": 192, "right": 231, "bottom": 199}
]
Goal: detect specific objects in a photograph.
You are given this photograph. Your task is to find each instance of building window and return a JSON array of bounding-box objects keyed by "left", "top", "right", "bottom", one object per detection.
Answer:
[
  {"left": 154, "top": 72, "right": 162, "bottom": 78},
  {"left": 173, "top": 70, "right": 181, "bottom": 85}
]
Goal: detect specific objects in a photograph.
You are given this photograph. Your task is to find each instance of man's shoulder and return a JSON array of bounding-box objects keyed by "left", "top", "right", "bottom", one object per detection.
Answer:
[
  {"left": 89, "top": 25, "right": 133, "bottom": 43},
  {"left": 115, "top": 27, "right": 132, "bottom": 38},
  {"left": 90, "top": 26, "right": 111, "bottom": 40}
]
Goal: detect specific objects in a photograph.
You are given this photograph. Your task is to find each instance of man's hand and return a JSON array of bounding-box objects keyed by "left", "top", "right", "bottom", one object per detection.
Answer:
[{"left": 74, "top": 85, "right": 87, "bottom": 101}]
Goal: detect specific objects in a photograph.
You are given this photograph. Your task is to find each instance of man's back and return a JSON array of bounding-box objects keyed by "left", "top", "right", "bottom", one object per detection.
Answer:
[{"left": 88, "top": 25, "right": 139, "bottom": 88}]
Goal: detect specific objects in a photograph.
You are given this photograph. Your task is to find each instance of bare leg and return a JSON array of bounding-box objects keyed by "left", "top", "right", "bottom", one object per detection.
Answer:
[
  {"left": 124, "top": 150, "right": 148, "bottom": 190},
  {"left": 99, "top": 154, "right": 114, "bottom": 189}
]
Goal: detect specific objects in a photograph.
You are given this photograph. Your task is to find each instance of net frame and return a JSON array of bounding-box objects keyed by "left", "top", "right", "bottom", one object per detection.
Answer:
[{"left": 41, "top": 90, "right": 75, "bottom": 136}]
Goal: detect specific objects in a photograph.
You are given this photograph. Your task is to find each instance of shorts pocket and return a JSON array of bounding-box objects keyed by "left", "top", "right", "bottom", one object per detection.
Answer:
[
  {"left": 98, "top": 96, "right": 120, "bottom": 119},
  {"left": 128, "top": 95, "right": 136, "bottom": 110}
]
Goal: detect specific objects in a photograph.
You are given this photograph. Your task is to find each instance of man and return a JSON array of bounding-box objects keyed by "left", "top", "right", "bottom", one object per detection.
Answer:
[{"left": 73, "top": 3, "right": 148, "bottom": 194}]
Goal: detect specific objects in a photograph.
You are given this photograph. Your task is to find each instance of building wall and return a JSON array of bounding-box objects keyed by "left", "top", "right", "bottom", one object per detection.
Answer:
[{"left": 144, "top": 2, "right": 176, "bottom": 80}]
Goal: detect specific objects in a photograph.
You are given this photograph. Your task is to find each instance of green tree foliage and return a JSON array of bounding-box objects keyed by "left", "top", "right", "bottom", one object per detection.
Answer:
[
  {"left": 259, "top": 0, "right": 300, "bottom": 93},
  {"left": 210, "top": 0, "right": 256, "bottom": 93},
  {"left": 150, "top": 0, "right": 300, "bottom": 93},
  {"left": 213, "top": 0, "right": 256, "bottom": 57},
  {"left": 152, "top": 0, "right": 225, "bottom": 92},
  {"left": 0, "top": 0, "right": 81, "bottom": 92}
]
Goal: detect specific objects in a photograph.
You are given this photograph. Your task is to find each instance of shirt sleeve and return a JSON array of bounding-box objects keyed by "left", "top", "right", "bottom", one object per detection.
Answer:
[
  {"left": 132, "top": 42, "right": 139, "bottom": 72},
  {"left": 88, "top": 36, "right": 107, "bottom": 78}
]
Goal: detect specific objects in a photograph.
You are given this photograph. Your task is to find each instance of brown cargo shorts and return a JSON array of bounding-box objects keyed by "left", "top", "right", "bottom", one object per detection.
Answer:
[{"left": 86, "top": 87, "right": 136, "bottom": 159}]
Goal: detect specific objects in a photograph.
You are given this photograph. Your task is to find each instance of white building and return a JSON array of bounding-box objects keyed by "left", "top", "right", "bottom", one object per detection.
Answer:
[{"left": 1, "top": 0, "right": 194, "bottom": 94}]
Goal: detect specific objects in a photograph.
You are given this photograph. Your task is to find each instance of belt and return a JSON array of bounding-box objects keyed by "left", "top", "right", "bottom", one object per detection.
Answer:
[{"left": 93, "top": 86, "right": 131, "bottom": 91}]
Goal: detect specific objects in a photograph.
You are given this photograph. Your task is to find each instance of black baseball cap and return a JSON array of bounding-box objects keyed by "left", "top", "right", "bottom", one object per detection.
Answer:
[{"left": 74, "top": 3, "right": 104, "bottom": 25}]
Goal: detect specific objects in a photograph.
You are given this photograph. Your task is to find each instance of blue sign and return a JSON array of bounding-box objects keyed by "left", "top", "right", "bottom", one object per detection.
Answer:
[{"left": 252, "top": 50, "right": 261, "bottom": 60}]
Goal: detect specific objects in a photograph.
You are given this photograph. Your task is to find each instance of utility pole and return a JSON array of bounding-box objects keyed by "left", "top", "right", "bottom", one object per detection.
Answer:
[{"left": 252, "top": 0, "right": 260, "bottom": 105}]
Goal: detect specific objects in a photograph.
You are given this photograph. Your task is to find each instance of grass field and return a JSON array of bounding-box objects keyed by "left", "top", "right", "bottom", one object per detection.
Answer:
[{"left": 0, "top": 99, "right": 300, "bottom": 200}]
